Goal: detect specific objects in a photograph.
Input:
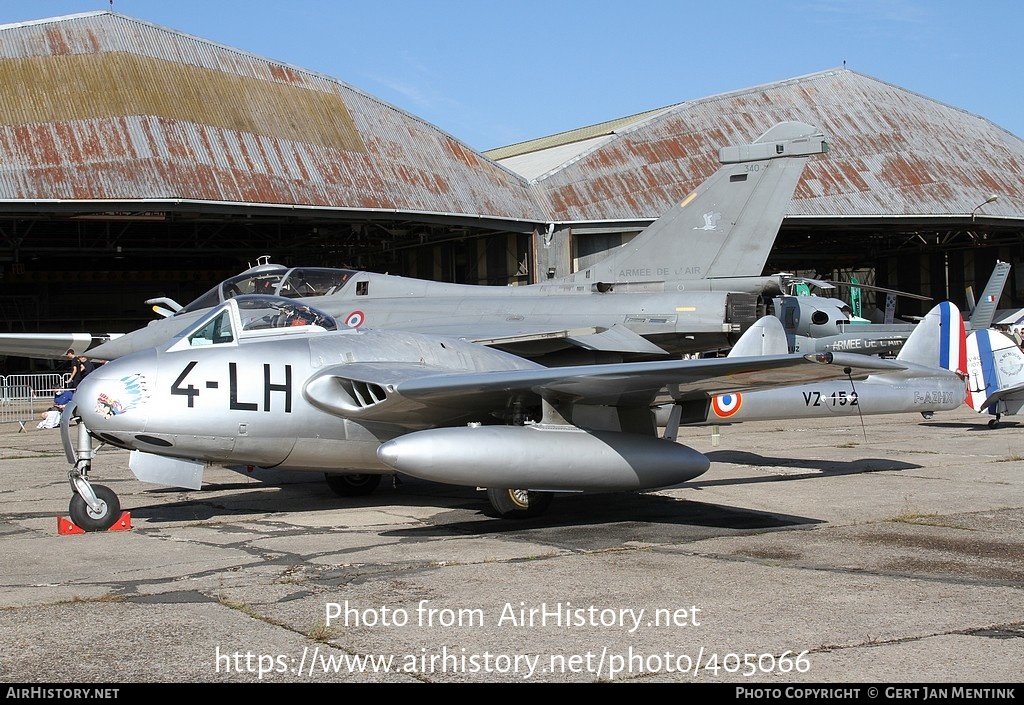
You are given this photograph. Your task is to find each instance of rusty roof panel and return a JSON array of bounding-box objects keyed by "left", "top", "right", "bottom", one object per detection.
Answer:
[
  {"left": 0, "top": 12, "right": 542, "bottom": 221},
  {"left": 2, "top": 13, "right": 1023, "bottom": 233},
  {"left": 529, "top": 70, "right": 1024, "bottom": 223}
]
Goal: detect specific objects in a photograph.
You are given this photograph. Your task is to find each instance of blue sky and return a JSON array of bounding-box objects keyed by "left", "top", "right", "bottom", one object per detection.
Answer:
[{"left": 5, "top": 1, "right": 1023, "bottom": 150}]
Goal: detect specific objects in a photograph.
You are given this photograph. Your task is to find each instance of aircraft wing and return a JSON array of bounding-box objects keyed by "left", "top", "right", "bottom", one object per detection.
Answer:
[
  {"left": 399, "top": 321, "right": 670, "bottom": 355},
  {"left": 304, "top": 351, "right": 907, "bottom": 423},
  {"left": 972, "top": 382, "right": 1024, "bottom": 413},
  {"left": 0, "top": 333, "right": 118, "bottom": 359},
  {"left": 471, "top": 324, "right": 668, "bottom": 354}
]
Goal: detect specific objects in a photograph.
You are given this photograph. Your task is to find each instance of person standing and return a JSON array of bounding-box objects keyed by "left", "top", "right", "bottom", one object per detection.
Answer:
[{"left": 67, "top": 355, "right": 96, "bottom": 389}]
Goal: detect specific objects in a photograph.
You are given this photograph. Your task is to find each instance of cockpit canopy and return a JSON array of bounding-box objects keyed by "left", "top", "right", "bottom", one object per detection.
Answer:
[
  {"left": 175, "top": 295, "right": 338, "bottom": 350},
  {"left": 179, "top": 266, "right": 358, "bottom": 315}
]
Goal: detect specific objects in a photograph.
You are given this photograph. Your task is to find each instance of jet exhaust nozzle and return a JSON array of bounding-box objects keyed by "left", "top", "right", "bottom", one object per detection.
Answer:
[{"left": 376, "top": 425, "right": 709, "bottom": 492}]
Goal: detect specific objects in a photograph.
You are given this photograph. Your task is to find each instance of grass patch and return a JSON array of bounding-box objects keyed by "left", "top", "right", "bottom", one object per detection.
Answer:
[
  {"left": 996, "top": 452, "right": 1024, "bottom": 462},
  {"left": 307, "top": 621, "right": 339, "bottom": 642}
]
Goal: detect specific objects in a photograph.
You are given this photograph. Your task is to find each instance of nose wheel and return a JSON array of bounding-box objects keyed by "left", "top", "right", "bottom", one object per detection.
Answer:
[
  {"left": 67, "top": 461, "right": 122, "bottom": 532},
  {"left": 68, "top": 482, "right": 121, "bottom": 532}
]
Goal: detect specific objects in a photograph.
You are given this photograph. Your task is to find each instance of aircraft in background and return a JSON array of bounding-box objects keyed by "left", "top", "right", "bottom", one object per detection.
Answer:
[
  {"left": 773, "top": 260, "right": 1011, "bottom": 357},
  {"left": 59, "top": 294, "right": 908, "bottom": 530},
  {"left": 4, "top": 121, "right": 829, "bottom": 366},
  {"left": 964, "top": 260, "right": 1012, "bottom": 332},
  {"left": 966, "top": 325, "right": 1024, "bottom": 427},
  {"left": 765, "top": 280, "right": 928, "bottom": 357},
  {"left": 663, "top": 300, "right": 967, "bottom": 429}
]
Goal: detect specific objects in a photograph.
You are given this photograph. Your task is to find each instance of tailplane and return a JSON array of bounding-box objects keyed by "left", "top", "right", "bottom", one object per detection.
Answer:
[
  {"left": 896, "top": 301, "right": 966, "bottom": 375},
  {"left": 573, "top": 121, "right": 827, "bottom": 291}
]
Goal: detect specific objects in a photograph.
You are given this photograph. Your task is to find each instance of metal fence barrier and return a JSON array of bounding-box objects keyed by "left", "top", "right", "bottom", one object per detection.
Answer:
[{"left": 0, "top": 373, "right": 72, "bottom": 431}]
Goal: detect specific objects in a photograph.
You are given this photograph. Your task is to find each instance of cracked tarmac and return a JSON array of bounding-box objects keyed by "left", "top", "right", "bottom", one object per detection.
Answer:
[{"left": 0, "top": 407, "right": 1021, "bottom": 683}]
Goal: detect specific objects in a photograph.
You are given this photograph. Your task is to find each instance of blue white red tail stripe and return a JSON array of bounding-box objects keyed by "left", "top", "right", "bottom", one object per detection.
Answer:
[
  {"left": 969, "top": 329, "right": 998, "bottom": 413},
  {"left": 938, "top": 301, "right": 967, "bottom": 376}
]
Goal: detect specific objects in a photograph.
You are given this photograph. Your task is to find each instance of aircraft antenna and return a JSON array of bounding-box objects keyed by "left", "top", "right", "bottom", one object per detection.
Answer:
[{"left": 845, "top": 367, "right": 868, "bottom": 442}]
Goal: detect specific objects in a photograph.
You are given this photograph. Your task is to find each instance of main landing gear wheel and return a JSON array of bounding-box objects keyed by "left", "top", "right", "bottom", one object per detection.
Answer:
[
  {"left": 988, "top": 415, "right": 1002, "bottom": 429},
  {"left": 487, "top": 488, "right": 553, "bottom": 519},
  {"left": 324, "top": 473, "right": 382, "bottom": 497},
  {"left": 68, "top": 484, "right": 121, "bottom": 532}
]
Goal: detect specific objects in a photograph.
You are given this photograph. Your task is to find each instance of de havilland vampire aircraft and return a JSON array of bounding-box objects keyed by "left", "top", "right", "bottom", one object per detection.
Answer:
[
  {"left": 59, "top": 294, "right": 915, "bottom": 530},
  {"left": 5, "top": 121, "right": 831, "bottom": 366},
  {"left": 662, "top": 300, "right": 967, "bottom": 429}
]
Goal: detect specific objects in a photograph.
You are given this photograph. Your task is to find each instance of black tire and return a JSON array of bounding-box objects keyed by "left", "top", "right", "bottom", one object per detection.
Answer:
[
  {"left": 486, "top": 487, "right": 553, "bottom": 519},
  {"left": 324, "top": 473, "right": 382, "bottom": 497},
  {"left": 68, "top": 484, "right": 121, "bottom": 532}
]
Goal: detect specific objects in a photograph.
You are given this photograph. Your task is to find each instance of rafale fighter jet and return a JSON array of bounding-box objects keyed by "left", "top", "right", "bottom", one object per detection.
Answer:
[
  {"left": 60, "top": 294, "right": 910, "bottom": 530},
  {"left": 6, "top": 121, "right": 829, "bottom": 366}
]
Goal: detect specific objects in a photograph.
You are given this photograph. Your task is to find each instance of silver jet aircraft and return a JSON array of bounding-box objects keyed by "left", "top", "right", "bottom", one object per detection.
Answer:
[
  {"left": 9, "top": 121, "right": 829, "bottom": 365},
  {"left": 663, "top": 300, "right": 967, "bottom": 428},
  {"left": 59, "top": 294, "right": 908, "bottom": 530}
]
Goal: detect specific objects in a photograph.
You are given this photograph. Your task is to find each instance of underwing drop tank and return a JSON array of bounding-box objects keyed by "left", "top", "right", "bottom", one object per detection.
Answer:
[{"left": 376, "top": 424, "right": 709, "bottom": 492}]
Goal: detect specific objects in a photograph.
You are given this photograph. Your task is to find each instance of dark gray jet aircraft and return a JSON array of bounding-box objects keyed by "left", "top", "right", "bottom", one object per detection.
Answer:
[{"left": 5, "top": 121, "right": 829, "bottom": 366}]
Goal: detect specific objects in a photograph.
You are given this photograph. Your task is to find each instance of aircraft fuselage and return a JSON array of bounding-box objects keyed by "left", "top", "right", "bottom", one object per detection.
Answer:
[{"left": 88, "top": 276, "right": 759, "bottom": 362}]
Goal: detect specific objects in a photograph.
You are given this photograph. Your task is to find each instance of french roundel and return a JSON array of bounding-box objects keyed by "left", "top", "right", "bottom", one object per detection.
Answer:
[
  {"left": 711, "top": 392, "right": 742, "bottom": 418},
  {"left": 344, "top": 310, "right": 365, "bottom": 328}
]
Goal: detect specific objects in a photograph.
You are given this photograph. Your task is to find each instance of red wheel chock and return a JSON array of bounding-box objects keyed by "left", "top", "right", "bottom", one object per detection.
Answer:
[{"left": 57, "top": 511, "right": 132, "bottom": 535}]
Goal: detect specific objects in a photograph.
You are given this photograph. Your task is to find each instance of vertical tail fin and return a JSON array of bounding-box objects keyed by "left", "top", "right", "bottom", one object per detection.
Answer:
[
  {"left": 727, "top": 316, "right": 789, "bottom": 357},
  {"left": 576, "top": 121, "right": 827, "bottom": 288},
  {"left": 896, "top": 301, "right": 966, "bottom": 375},
  {"left": 966, "top": 260, "right": 1010, "bottom": 331}
]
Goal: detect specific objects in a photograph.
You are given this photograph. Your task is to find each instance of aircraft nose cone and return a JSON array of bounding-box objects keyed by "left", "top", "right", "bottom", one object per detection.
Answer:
[{"left": 72, "top": 350, "right": 156, "bottom": 432}]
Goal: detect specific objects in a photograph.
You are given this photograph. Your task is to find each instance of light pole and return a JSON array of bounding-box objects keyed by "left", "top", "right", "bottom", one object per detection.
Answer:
[{"left": 972, "top": 194, "right": 999, "bottom": 220}]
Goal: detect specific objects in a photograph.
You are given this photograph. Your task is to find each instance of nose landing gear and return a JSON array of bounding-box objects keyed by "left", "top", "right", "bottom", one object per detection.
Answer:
[
  {"left": 61, "top": 403, "right": 125, "bottom": 532},
  {"left": 68, "top": 465, "right": 121, "bottom": 531}
]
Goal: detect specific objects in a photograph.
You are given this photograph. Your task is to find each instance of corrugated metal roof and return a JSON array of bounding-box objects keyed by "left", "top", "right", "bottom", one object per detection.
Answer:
[
  {"left": 518, "top": 70, "right": 1024, "bottom": 223},
  {"left": 0, "top": 11, "right": 543, "bottom": 220},
  {"left": 0, "top": 13, "right": 1021, "bottom": 233}
]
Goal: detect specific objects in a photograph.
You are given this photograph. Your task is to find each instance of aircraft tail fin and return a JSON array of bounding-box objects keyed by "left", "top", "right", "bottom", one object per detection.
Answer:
[
  {"left": 727, "top": 316, "right": 789, "bottom": 357},
  {"left": 967, "top": 260, "right": 1010, "bottom": 330},
  {"left": 576, "top": 121, "right": 827, "bottom": 288},
  {"left": 966, "top": 328, "right": 1024, "bottom": 413},
  {"left": 896, "top": 301, "right": 966, "bottom": 375}
]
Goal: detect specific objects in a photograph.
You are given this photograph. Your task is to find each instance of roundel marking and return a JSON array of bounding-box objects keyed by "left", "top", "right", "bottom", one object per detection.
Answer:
[
  {"left": 344, "top": 310, "right": 365, "bottom": 328},
  {"left": 711, "top": 392, "right": 743, "bottom": 418}
]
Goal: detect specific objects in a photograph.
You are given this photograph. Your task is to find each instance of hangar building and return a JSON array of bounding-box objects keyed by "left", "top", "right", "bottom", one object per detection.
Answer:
[{"left": 0, "top": 10, "right": 1022, "bottom": 347}]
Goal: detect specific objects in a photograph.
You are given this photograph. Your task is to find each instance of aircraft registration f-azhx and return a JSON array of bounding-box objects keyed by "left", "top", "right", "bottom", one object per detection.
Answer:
[{"left": 60, "top": 294, "right": 909, "bottom": 530}]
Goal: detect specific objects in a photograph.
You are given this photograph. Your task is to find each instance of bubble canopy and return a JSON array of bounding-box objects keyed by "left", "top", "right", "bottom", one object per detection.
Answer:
[{"left": 174, "top": 294, "right": 338, "bottom": 350}]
